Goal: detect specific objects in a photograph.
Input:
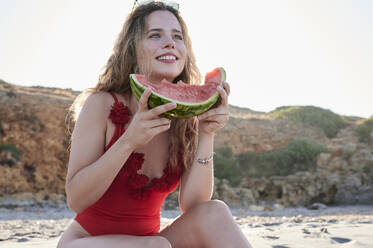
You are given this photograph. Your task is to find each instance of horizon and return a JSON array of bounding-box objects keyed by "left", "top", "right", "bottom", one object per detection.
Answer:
[
  {"left": 1, "top": 0, "right": 372, "bottom": 118},
  {"left": 0, "top": 78, "right": 368, "bottom": 119}
]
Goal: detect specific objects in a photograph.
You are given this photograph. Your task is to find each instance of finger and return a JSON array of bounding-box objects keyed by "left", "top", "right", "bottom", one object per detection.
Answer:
[
  {"left": 198, "top": 107, "right": 229, "bottom": 120},
  {"left": 149, "top": 122, "right": 171, "bottom": 136},
  {"left": 145, "top": 118, "right": 171, "bottom": 128},
  {"left": 203, "top": 122, "right": 225, "bottom": 133},
  {"left": 138, "top": 88, "right": 152, "bottom": 112},
  {"left": 147, "top": 102, "right": 177, "bottom": 118},
  {"left": 209, "top": 114, "right": 229, "bottom": 123},
  {"left": 222, "top": 82, "right": 230, "bottom": 95},
  {"left": 199, "top": 113, "right": 229, "bottom": 123},
  {"left": 217, "top": 86, "right": 228, "bottom": 107},
  {"left": 211, "top": 122, "right": 225, "bottom": 129}
]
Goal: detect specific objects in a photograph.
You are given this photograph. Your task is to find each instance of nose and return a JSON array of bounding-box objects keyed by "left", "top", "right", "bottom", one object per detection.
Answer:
[{"left": 163, "top": 36, "right": 176, "bottom": 49}]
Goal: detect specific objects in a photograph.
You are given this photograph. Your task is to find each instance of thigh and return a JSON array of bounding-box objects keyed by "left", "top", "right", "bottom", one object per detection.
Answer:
[{"left": 58, "top": 221, "right": 170, "bottom": 248}]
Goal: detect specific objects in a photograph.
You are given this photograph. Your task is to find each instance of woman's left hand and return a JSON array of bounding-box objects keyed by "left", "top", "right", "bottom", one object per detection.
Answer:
[{"left": 197, "top": 81, "right": 230, "bottom": 136}]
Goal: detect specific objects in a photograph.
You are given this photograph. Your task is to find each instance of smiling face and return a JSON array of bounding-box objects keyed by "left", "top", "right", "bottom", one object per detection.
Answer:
[{"left": 137, "top": 10, "right": 187, "bottom": 84}]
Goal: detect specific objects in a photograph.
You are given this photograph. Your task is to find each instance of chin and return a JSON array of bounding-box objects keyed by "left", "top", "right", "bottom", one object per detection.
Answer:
[{"left": 154, "top": 69, "right": 182, "bottom": 82}]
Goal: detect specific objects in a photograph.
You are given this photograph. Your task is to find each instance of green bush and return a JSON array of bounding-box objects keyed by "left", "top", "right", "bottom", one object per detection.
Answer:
[
  {"left": 238, "top": 139, "right": 328, "bottom": 177},
  {"left": 0, "top": 143, "right": 20, "bottom": 160},
  {"left": 342, "top": 115, "right": 363, "bottom": 124},
  {"left": 213, "top": 146, "right": 242, "bottom": 186},
  {"left": 270, "top": 106, "right": 347, "bottom": 138},
  {"left": 214, "top": 140, "right": 328, "bottom": 182},
  {"left": 355, "top": 115, "right": 373, "bottom": 143}
]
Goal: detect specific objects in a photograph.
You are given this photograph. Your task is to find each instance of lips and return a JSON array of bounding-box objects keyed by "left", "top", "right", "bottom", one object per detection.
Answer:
[
  {"left": 157, "top": 55, "right": 177, "bottom": 60},
  {"left": 156, "top": 53, "right": 178, "bottom": 61}
]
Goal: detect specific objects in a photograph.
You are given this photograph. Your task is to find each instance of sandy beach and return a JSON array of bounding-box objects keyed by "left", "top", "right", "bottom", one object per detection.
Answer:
[{"left": 1, "top": 203, "right": 372, "bottom": 248}]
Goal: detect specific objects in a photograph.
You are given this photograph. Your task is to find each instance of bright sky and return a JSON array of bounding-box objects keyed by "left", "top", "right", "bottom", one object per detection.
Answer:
[{"left": 1, "top": 0, "right": 372, "bottom": 118}]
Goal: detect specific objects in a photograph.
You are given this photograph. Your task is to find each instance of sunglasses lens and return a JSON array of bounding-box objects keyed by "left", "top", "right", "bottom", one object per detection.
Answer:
[
  {"left": 138, "top": 0, "right": 153, "bottom": 5},
  {"left": 167, "top": 2, "right": 179, "bottom": 10}
]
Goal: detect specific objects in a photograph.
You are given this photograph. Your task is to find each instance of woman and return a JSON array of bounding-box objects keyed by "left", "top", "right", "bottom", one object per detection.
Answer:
[{"left": 58, "top": 1, "right": 252, "bottom": 247}]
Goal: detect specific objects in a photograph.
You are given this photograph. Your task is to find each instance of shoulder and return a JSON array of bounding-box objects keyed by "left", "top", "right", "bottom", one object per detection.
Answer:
[
  {"left": 85, "top": 91, "right": 113, "bottom": 108},
  {"left": 82, "top": 91, "right": 132, "bottom": 124},
  {"left": 82, "top": 91, "right": 122, "bottom": 115},
  {"left": 85, "top": 91, "right": 130, "bottom": 107},
  {"left": 75, "top": 91, "right": 114, "bottom": 124}
]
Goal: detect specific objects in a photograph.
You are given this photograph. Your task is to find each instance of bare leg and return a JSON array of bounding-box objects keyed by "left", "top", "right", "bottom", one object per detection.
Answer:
[
  {"left": 57, "top": 221, "right": 171, "bottom": 248},
  {"left": 158, "top": 200, "right": 252, "bottom": 248}
]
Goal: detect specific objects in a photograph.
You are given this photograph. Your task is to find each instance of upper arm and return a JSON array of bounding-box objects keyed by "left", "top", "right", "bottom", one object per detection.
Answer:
[
  {"left": 66, "top": 92, "right": 112, "bottom": 184},
  {"left": 178, "top": 169, "right": 191, "bottom": 212}
]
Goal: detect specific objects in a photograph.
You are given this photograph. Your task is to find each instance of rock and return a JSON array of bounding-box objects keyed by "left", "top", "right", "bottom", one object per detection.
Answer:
[
  {"left": 345, "top": 174, "right": 363, "bottom": 188},
  {"left": 249, "top": 205, "right": 265, "bottom": 211},
  {"left": 163, "top": 199, "right": 178, "bottom": 210},
  {"left": 307, "top": 202, "right": 327, "bottom": 210},
  {"left": 328, "top": 157, "right": 349, "bottom": 172},
  {"left": 317, "top": 152, "right": 332, "bottom": 168},
  {"left": 264, "top": 205, "right": 274, "bottom": 211},
  {"left": 343, "top": 142, "right": 357, "bottom": 153},
  {"left": 237, "top": 188, "right": 256, "bottom": 206},
  {"left": 14, "top": 207, "right": 25, "bottom": 212},
  {"left": 217, "top": 179, "right": 242, "bottom": 207},
  {"left": 163, "top": 190, "right": 179, "bottom": 210},
  {"left": 274, "top": 203, "right": 284, "bottom": 210},
  {"left": 350, "top": 148, "right": 373, "bottom": 171}
]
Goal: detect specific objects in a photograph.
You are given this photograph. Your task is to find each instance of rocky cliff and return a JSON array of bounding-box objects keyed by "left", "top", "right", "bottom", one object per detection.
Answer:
[
  {"left": 1, "top": 80, "right": 372, "bottom": 207},
  {"left": 0, "top": 81, "right": 76, "bottom": 203}
]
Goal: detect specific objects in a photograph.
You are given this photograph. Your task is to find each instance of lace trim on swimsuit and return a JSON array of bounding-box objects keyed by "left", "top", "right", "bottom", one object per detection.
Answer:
[
  {"left": 107, "top": 95, "right": 182, "bottom": 200},
  {"left": 124, "top": 156, "right": 183, "bottom": 200},
  {"left": 109, "top": 100, "right": 130, "bottom": 125}
]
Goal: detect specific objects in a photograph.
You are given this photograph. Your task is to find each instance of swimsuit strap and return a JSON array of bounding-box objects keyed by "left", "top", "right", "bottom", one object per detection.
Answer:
[
  {"left": 110, "top": 92, "right": 119, "bottom": 104},
  {"left": 105, "top": 92, "right": 130, "bottom": 152}
]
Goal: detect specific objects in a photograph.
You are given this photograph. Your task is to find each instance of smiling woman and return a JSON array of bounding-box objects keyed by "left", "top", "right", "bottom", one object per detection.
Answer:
[
  {"left": 137, "top": 10, "right": 187, "bottom": 83},
  {"left": 57, "top": 1, "right": 251, "bottom": 248}
]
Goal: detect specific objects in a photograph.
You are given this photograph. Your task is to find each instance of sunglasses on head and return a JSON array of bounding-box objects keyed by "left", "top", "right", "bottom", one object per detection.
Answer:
[{"left": 132, "top": 0, "right": 179, "bottom": 12}]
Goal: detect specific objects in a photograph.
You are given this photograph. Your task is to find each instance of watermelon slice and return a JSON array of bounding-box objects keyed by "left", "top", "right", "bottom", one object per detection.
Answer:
[{"left": 129, "top": 67, "right": 226, "bottom": 119}]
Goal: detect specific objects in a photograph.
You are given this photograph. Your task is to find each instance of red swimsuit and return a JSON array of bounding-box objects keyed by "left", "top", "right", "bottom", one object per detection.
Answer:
[{"left": 75, "top": 92, "right": 182, "bottom": 236}]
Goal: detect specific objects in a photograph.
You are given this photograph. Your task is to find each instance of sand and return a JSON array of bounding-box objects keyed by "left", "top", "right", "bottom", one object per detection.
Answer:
[{"left": 1, "top": 204, "right": 372, "bottom": 248}]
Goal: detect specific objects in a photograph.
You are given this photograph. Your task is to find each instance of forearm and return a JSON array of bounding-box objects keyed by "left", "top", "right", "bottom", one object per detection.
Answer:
[
  {"left": 66, "top": 137, "right": 134, "bottom": 213},
  {"left": 180, "top": 133, "right": 215, "bottom": 212}
]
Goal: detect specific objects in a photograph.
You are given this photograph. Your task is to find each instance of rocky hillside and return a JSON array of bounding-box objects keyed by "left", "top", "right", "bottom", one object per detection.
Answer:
[
  {"left": 0, "top": 80, "right": 77, "bottom": 203},
  {"left": 1, "top": 80, "right": 372, "bottom": 207}
]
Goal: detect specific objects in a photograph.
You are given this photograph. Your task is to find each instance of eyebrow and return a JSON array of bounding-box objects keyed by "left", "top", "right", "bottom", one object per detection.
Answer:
[{"left": 147, "top": 28, "right": 182, "bottom": 34}]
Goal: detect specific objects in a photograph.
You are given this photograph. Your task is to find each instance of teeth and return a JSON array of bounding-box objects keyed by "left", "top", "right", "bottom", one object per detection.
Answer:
[{"left": 157, "top": 55, "right": 176, "bottom": 60}]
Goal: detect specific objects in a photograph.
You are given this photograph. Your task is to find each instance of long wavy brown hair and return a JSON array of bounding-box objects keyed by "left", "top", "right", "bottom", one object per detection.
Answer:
[{"left": 68, "top": 2, "right": 201, "bottom": 171}]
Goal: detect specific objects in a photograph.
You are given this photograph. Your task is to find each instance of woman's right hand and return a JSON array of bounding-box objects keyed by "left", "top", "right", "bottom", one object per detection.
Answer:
[{"left": 123, "top": 88, "right": 177, "bottom": 149}]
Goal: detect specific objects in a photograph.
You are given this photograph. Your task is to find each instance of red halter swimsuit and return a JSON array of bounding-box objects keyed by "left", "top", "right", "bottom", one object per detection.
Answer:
[{"left": 75, "top": 92, "right": 182, "bottom": 236}]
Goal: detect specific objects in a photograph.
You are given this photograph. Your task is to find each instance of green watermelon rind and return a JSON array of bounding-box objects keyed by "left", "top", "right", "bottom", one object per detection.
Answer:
[{"left": 129, "top": 67, "right": 226, "bottom": 119}]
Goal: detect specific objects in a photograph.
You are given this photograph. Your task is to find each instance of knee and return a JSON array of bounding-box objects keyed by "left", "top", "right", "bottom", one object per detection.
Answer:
[
  {"left": 150, "top": 236, "right": 172, "bottom": 248},
  {"left": 195, "top": 200, "right": 232, "bottom": 223}
]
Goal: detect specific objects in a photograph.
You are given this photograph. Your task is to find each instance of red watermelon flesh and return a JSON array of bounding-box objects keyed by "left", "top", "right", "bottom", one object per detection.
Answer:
[{"left": 134, "top": 70, "right": 222, "bottom": 103}]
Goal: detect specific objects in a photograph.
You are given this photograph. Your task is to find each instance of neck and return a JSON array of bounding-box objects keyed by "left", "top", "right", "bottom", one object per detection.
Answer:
[
  {"left": 130, "top": 93, "right": 139, "bottom": 114},
  {"left": 148, "top": 74, "right": 175, "bottom": 84}
]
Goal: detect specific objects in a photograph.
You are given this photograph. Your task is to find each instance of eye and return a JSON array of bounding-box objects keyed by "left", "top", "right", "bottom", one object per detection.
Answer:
[
  {"left": 149, "top": 33, "right": 160, "bottom": 38},
  {"left": 174, "top": 34, "right": 183, "bottom": 40}
]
